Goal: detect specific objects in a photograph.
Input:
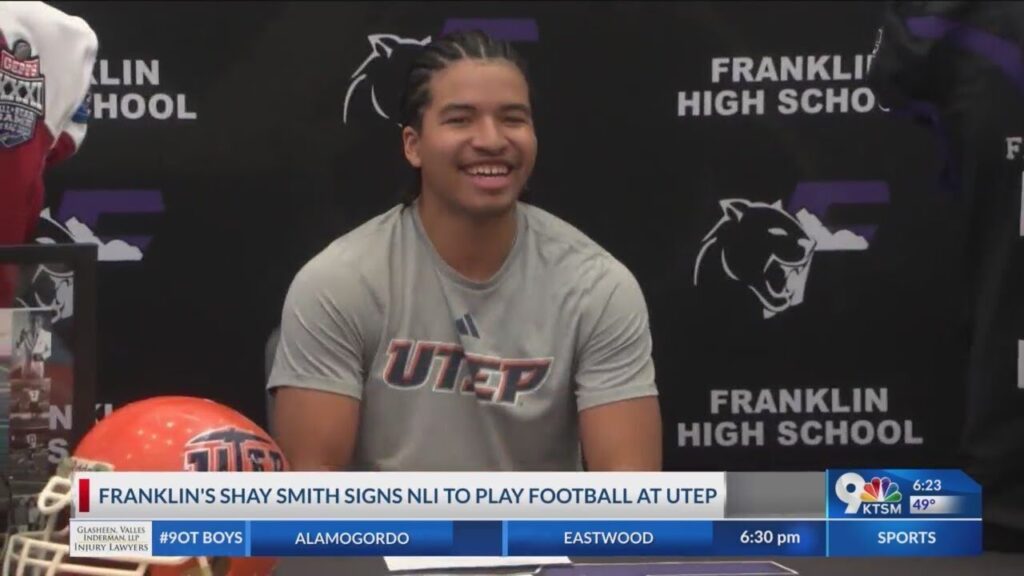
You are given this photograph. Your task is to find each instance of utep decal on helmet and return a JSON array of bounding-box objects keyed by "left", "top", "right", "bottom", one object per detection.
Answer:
[{"left": 184, "top": 426, "right": 286, "bottom": 472}]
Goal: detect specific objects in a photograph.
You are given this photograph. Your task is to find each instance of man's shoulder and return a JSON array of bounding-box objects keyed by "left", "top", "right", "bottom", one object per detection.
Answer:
[
  {"left": 290, "top": 205, "right": 406, "bottom": 302},
  {"left": 520, "top": 202, "right": 611, "bottom": 263},
  {"left": 302, "top": 204, "right": 407, "bottom": 272},
  {"left": 519, "top": 202, "right": 636, "bottom": 287}
]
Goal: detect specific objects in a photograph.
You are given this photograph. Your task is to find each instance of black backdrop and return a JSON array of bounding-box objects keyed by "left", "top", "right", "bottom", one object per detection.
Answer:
[{"left": 39, "top": 1, "right": 969, "bottom": 471}]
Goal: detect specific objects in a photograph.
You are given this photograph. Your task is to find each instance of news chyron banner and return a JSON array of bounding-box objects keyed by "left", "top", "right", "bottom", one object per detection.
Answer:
[
  {"left": 827, "top": 469, "right": 982, "bottom": 556},
  {"left": 65, "top": 470, "right": 979, "bottom": 558}
]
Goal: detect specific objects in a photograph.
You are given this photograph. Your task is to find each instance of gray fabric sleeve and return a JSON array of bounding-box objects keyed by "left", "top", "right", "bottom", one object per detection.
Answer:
[
  {"left": 267, "top": 253, "right": 379, "bottom": 401},
  {"left": 573, "top": 258, "right": 659, "bottom": 412}
]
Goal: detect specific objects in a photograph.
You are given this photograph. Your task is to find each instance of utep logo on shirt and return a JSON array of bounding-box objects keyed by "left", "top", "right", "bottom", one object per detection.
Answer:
[
  {"left": 383, "top": 339, "right": 552, "bottom": 404},
  {"left": 183, "top": 427, "right": 286, "bottom": 472}
]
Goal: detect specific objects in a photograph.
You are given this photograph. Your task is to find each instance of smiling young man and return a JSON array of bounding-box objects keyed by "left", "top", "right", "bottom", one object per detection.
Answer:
[{"left": 268, "top": 31, "right": 661, "bottom": 472}]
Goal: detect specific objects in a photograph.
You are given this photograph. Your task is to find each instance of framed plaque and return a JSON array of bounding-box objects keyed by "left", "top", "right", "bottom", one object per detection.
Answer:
[{"left": 0, "top": 244, "right": 97, "bottom": 534}]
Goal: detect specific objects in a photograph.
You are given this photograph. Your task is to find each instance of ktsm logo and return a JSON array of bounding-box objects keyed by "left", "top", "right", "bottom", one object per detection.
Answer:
[{"left": 835, "top": 472, "right": 903, "bottom": 515}]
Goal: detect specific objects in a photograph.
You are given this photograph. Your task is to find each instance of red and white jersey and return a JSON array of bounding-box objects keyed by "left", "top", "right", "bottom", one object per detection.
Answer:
[{"left": 0, "top": 1, "right": 97, "bottom": 245}]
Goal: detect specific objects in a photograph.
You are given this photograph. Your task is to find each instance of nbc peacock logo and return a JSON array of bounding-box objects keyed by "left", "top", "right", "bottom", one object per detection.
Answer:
[
  {"left": 835, "top": 472, "right": 903, "bottom": 515},
  {"left": 862, "top": 476, "right": 902, "bottom": 504}
]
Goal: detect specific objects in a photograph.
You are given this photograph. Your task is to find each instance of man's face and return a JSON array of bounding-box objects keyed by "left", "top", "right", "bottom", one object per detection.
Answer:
[{"left": 403, "top": 59, "right": 537, "bottom": 218}]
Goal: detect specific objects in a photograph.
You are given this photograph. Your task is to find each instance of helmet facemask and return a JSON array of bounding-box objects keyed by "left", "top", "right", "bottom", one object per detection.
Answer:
[{"left": 2, "top": 460, "right": 217, "bottom": 576}]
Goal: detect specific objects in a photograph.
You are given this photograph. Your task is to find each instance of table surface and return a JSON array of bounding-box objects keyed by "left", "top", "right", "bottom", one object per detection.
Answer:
[{"left": 275, "top": 553, "right": 1024, "bottom": 576}]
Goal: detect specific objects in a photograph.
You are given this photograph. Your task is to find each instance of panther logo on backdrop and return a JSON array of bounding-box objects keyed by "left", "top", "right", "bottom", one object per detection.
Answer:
[
  {"left": 693, "top": 182, "right": 889, "bottom": 318},
  {"left": 342, "top": 34, "right": 432, "bottom": 126},
  {"left": 694, "top": 199, "right": 818, "bottom": 319},
  {"left": 342, "top": 19, "right": 540, "bottom": 126}
]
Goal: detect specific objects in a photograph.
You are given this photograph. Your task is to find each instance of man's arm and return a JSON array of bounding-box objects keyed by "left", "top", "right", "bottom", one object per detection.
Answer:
[
  {"left": 580, "top": 396, "right": 662, "bottom": 471},
  {"left": 574, "top": 258, "right": 662, "bottom": 471},
  {"left": 267, "top": 249, "right": 380, "bottom": 471},
  {"left": 272, "top": 387, "right": 361, "bottom": 471}
]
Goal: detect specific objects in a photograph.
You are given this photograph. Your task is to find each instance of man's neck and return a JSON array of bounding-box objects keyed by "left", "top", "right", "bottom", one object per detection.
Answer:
[{"left": 417, "top": 194, "right": 518, "bottom": 283}]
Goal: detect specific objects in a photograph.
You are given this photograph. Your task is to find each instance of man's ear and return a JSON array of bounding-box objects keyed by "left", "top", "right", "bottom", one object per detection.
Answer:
[{"left": 402, "top": 125, "right": 422, "bottom": 168}]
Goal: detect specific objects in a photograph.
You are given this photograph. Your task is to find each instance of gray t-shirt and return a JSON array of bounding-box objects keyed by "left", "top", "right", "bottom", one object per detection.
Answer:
[{"left": 267, "top": 201, "right": 658, "bottom": 471}]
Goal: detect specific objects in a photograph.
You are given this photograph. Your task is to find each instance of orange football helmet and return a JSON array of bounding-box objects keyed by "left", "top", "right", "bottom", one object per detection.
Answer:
[{"left": 2, "top": 396, "right": 289, "bottom": 576}]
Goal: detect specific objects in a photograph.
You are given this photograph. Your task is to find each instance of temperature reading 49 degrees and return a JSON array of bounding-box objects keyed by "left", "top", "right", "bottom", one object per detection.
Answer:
[{"left": 913, "top": 498, "right": 938, "bottom": 512}]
